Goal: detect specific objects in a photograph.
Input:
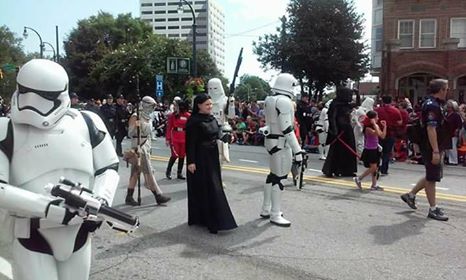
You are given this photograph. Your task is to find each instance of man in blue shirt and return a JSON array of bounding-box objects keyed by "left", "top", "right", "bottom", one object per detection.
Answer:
[{"left": 401, "top": 79, "right": 450, "bottom": 221}]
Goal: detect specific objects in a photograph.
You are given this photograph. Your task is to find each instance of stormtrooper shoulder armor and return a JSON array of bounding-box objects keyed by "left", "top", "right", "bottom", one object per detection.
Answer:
[
  {"left": 0, "top": 117, "right": 13, "bottom": 164},
  {"left": 275, "top": 96, "right": 293, "bottom": 116},
  {"left": 80, "top": 110, "right": 119, "bottom": 173},
  {"left": 80, "top": 110, "right": 106, "bottom": 149}
]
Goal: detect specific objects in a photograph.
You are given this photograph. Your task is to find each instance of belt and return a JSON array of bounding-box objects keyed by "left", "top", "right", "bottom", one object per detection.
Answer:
[
  {"left": 200, "top": 140, "right": 217, "bottom": 146},
  {"left": 174, "top": 127, "right": 185, "bottom": 132},
  {"left": 266, "top": 134, "right": 284, "bottom": 139}
]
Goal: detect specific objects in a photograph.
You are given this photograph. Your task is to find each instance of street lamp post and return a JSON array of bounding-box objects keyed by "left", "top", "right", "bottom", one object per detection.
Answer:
[
  {"left": 43, "top": 42, "right": 56, "bottom": 62},
  {"left": 23, "top": 26, "right": 44, "bottom": 58},
  {"left": 178, "top": 0, "right": 197, "bottom": 77}
]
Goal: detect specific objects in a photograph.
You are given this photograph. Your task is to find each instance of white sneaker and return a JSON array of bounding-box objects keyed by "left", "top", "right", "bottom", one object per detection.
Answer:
[{"left": 353, "top": 177, "right": 362, "bottom": 190}]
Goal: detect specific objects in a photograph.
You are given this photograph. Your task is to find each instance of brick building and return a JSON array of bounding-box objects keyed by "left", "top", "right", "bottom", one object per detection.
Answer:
[{"left": 373, "top": 0, "right": 466, "bottom": 105}]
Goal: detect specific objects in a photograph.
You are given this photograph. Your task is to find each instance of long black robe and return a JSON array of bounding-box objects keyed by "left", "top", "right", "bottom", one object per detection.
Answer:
[
  {"left": 186, "top": 113, "right": 237, "bottom": 233},
  {"left": 322, "top": 98, "right": 358, "bottom": 177}
]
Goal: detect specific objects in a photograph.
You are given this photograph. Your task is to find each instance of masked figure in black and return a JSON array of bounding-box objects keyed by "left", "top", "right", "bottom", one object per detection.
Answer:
[{"left": 322, "top": 87, "right": 357, "bottom": 177}]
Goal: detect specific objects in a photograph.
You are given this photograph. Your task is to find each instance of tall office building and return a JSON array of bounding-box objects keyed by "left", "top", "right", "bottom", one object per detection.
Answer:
[{"left": 140, "top": 0, "right": 225, "bottom": 74}]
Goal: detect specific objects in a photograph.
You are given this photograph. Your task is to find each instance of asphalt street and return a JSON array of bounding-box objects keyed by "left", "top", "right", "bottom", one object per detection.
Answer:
[{"left": 0, "top": 139, "right": 465, "bottom": 280}]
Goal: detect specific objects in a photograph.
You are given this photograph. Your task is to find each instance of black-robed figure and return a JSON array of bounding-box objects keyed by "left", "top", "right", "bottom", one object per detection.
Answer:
[
  {"left": 322, "top": 87, "right": 357, "bottom": 177},
  {"left": 186, "top": 94, "right": 237, "bottom": 234}
]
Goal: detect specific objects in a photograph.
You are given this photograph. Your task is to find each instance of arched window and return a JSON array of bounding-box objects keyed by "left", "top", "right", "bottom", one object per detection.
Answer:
[{"left": 398, "top": 73, "right": 441, "bottom": 105}]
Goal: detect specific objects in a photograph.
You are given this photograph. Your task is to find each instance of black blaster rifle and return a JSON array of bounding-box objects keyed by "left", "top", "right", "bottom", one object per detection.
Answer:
[
  {"left": 135, "top": 74, "right": 142, "bottom": 206},
  {"left": 291, "top": 151, "right": 308, "bottom": 190},
  {"left": 229, "top": 47, "right": 243, "bottom": 97},
  {"left": 47, "top": 178, "right": 139, "bottom": 233}
]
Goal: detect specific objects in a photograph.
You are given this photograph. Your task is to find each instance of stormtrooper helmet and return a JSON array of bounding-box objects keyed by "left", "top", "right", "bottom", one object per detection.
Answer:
[
  {"left": 271, "top": 73, "right": 298, "bottom": 98},
  {"left": 207, "top": 78, "right": 225, "bottom": 103},
  {"left": 172, "top": 96, "right": 182, "bottom": 113},
  {"left": 141, "top": 96, "right": 156, "bottom": 119},
  {"left": 173, "top": 96, "right": 181, "bottom": 104},
  {"left": 10, "top": 59, "right": 70, "bottom": 129}
]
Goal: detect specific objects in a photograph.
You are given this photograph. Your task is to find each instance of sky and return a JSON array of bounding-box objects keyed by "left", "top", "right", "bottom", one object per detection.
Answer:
[{"left": 0, "top": 0, "right": 373, "bottom": 84}]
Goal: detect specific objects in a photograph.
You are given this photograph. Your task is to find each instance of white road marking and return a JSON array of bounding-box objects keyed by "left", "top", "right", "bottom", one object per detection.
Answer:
[
  {"left": 308, "top": 169, "right": 321, "bottom": 173},
  {"left": 0, "top": 256, "right": 12, "bottom": 280},
  {"left": 239, "top": 159, "right": 259, "bottom": 163}
]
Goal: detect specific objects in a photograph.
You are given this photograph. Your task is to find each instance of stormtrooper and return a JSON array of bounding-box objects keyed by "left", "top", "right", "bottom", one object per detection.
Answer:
[
  {"left": 0, "top": 59, "right": 121, "bottom": 280},
  {"left": 259, "top": 73, "right": 305, "bottom": 227},
  {"left": 207, "top": 78, "right": 234, "bottom": 163},
  {"left": 351, "top": 97, "right": 375, "bottom": 155},
  {"left": 315, "top": 100, "right": 332, "bottom": 160}
]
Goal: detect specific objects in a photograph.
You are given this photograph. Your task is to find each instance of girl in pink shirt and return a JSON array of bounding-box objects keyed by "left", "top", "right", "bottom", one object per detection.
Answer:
[{"left": 354, "top": 111, "right": 387, "bottom": 190}]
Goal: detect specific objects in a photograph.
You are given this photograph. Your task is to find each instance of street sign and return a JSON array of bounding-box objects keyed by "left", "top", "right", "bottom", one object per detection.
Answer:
[
  {"left": 166, "top": 57, "right": 190, "bottom": 74},
  {"left": 2, "top": 63, "right": 16, "bottom": 73},
  {"left": 155, "top": 74, "right": 164, "bottom": 100}
]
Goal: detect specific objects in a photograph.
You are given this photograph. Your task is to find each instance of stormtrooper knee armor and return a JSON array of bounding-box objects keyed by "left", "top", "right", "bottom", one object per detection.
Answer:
[
  {"left": 260, "top": 73, "right": 305, "bottom": 227},
  {"left": 0, "top": 59, "right": 119, "bottom": 280}
]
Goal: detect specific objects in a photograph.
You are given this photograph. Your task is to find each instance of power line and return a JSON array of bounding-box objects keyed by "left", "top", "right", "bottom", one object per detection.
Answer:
[{"left": 225, "top": 20, "right": 281, "bottom": 39}]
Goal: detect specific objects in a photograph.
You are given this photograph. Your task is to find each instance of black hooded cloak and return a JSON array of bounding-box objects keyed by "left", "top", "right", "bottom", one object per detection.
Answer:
[
  {"left": 322, "top": 88, "right": 358, "bottom": 177},
  {"left": 186, "top": 112, "right": 237, "bottom": 233}
]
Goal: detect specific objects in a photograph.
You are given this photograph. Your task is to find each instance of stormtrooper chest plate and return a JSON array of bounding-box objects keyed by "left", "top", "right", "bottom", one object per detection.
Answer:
[{"left": 10, "top": 115, "right": 94, "bottom": 193}]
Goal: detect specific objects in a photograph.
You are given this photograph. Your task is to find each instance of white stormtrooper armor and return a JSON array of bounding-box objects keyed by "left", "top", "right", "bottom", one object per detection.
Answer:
[
  {"left": 316, "top": 100, "right": 332, "bottom": 160},
  {"left": 0, "top": 59, "right": 119, "bottom": 280},
  {"left": 351, "top": 97, "right": 374, "bottom": 155},
  {"left": 260, "top": 73, "right": 304, "bottom": 227},
  {"left": 207, "top": 78, "right": 232, "bottom": 163},
  {"left": 169, "top": 96, "right": 181, "bottom": 113}
]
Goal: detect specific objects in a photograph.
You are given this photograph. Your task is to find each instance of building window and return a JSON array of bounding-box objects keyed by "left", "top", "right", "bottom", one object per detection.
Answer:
[
  {"left": 155, "top": 18, "right": 166, "bottom": 22},
  {"left": 167, "top": 18, "right": 178, "bottom": 22},
  {"left": 141, "top": 3, "right": 152, "bottom": 7},
  {"left": 398, "top": 20, "right": 415, "bottom": 48},
  {"left": 375, "top": 26, "right": 383, "bottom": 51},
  {"left": 181, "top": 17, "right": 193, "bottom": 21},
  {"left": 195, "top": 1, "right": 206, "bottom": 4},
  {"left": 141, "top": 11, "right": 153, "bottom": 15},
  {"left": 451, "top": 18, "right": 466, "bottom": 48},
  {"left": 154, "top": 26, "right": 166, "bottom": 30},
  {"left": 154, "top": 10, "right": 166, "bottom": 14},
  {"left": 373, "top": 9, "right": 383, "bottom": 25},
  {"left": 154, "top": 2, "right": 166, "bottom": 6},
  {"left": 195, "top": 9, "right": 207, "bottom": 12},
  {"left": 168, "top": 10, "right": 178, "bottom": 13},
  {"left": 168, "top": 26, "right": 179, "bottom": 29},
  {"left": 419, "top": 19, "right": 436, "bottom": 48}
]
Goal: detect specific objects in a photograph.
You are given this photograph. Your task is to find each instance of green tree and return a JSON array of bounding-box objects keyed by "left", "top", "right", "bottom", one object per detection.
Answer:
[
  {"left": 91, "top": 35, "right": 223, "bottom": 103},
  {"left": 234, "top": 75, "right": 271, "bottom": 101},
  {"left": 0, "top": 25, "right": 26, "bottom": 101},
  {"left": 62, "top": 12, "right": 152, "bottom": 100},
  {"left": 254, "top": 0, "right": 369, "bottom": 100}
]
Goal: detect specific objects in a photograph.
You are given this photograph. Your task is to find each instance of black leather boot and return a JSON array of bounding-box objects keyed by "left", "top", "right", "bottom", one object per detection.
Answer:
[
  {"left": 177, "top": 157, "right": 185, "bottom": 180},
  {"left": 125, "top": 188, "right": 139, "bottom": 206},
  {"left": 152, "top": 191, "right": 171, "bottom": 204},
  {"left": 166, "top": 156, "right": 176, "bottom": 180}
]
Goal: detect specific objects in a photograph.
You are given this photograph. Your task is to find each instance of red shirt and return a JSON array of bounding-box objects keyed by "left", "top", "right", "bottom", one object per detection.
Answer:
[
  {"left": 166, "top": 111, "right": 191, "bottom": 144},
  {"left": 399, "top": 108, "right": 409, "bottom": 133},
  {"left": 375, "top": 104, "right": 402, "bottom": 137}
]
